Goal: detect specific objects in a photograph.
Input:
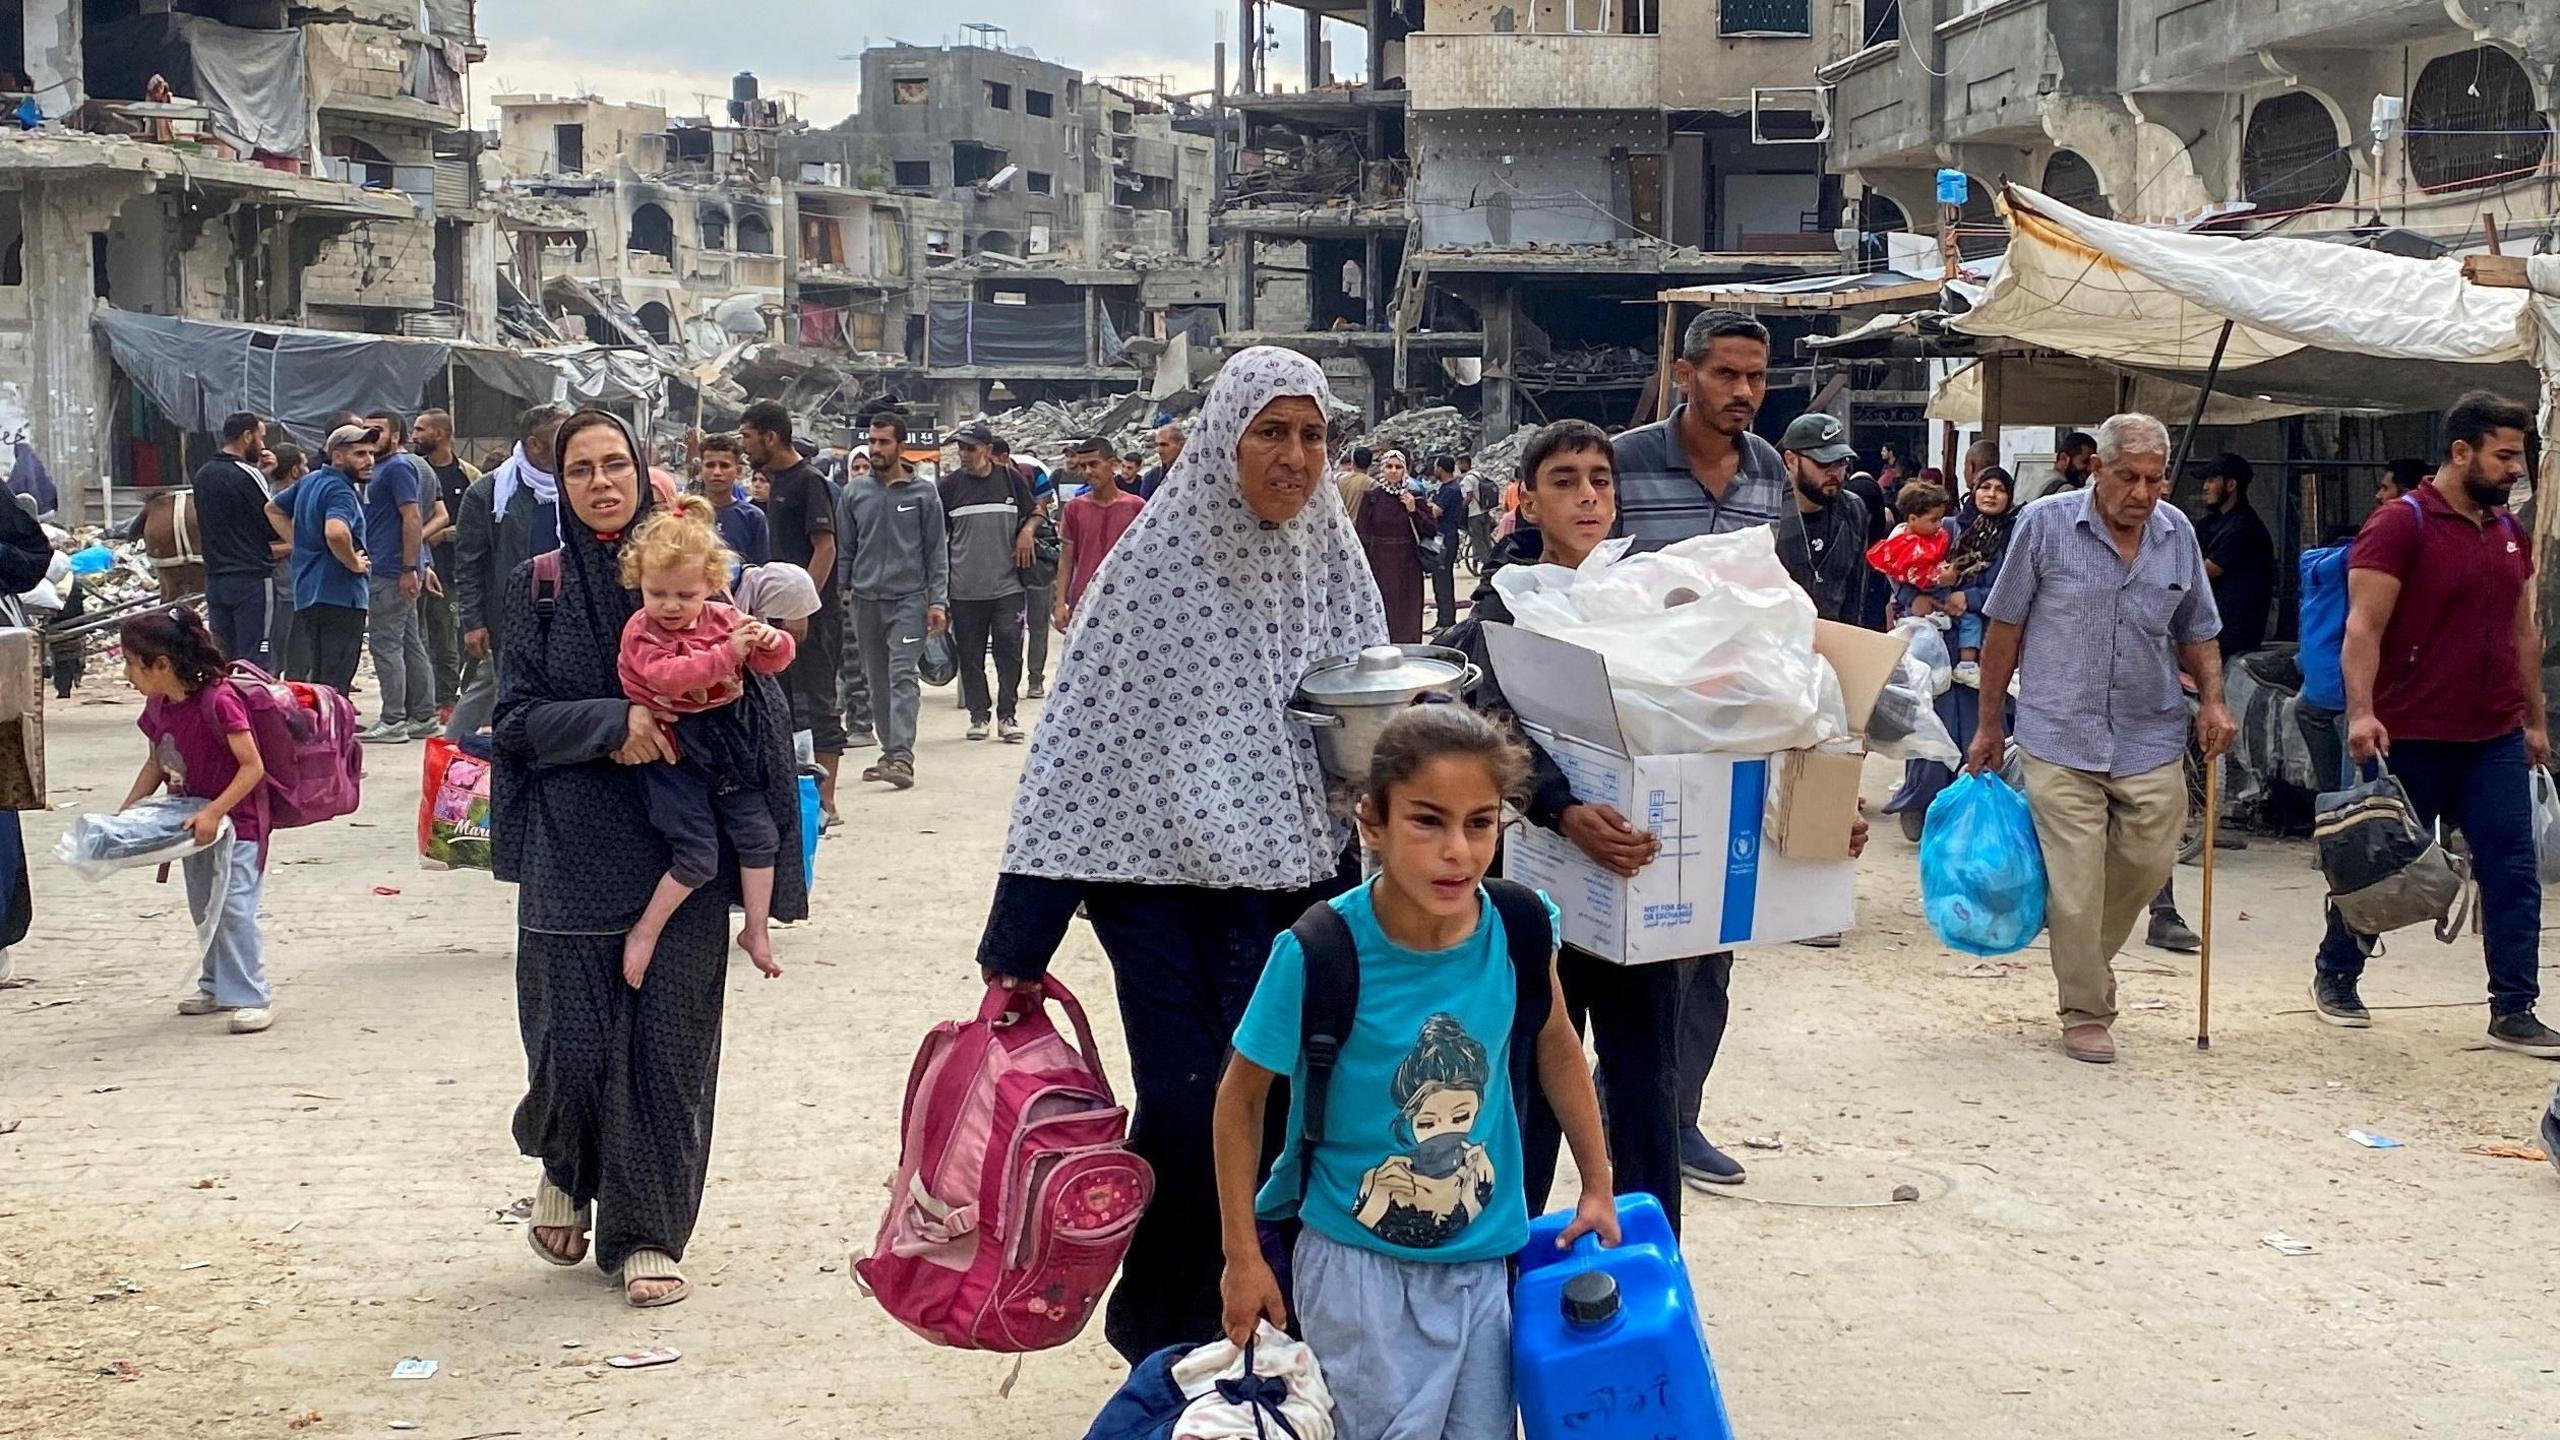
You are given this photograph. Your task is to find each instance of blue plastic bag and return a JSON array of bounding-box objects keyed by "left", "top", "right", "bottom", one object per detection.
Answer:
[{"left": 1920, "top": 772, "right": 2047, "bottom": 956}]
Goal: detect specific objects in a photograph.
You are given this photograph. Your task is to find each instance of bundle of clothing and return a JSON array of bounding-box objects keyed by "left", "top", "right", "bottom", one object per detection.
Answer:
[{"left": 1086, "top": 1325, "right": 1337, "bottom": 1440}]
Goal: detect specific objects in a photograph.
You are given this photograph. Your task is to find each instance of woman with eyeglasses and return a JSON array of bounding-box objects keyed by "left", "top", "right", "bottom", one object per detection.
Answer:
[{"left": 490, "top": 408, "right": 808, "bottom": 1309}]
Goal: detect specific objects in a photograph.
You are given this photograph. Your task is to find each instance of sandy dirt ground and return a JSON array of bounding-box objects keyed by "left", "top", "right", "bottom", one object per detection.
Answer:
[{"left": 4, "top": 670, "right": 2557, "bottom": 1440}]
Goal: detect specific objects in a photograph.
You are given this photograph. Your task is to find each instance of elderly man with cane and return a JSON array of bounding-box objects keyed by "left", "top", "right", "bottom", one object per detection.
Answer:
[{"left": 1965, "top": 413, "right": 2236, "bottom": 1064}]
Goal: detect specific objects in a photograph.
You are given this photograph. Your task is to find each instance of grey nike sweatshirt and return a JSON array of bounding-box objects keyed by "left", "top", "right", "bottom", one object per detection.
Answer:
[{"left": 838, "top": 470, "right": 950, "bottom": 608}]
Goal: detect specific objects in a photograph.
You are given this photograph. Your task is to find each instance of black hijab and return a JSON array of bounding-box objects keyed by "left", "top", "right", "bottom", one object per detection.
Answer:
[
  {"left": 1945, "top": 468, "right": 2017, "bottom": 586},
  {"left": 491, "top": 409, "right": 806, "bottom": 931}
]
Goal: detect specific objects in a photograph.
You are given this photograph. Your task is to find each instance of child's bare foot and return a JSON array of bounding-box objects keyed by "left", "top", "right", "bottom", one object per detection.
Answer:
[
  {"left": 621, "top": 929, "right": 658, "bottom": 990},
  {"left": 740, "top": 923, "right": 780, "bottom": 979}
]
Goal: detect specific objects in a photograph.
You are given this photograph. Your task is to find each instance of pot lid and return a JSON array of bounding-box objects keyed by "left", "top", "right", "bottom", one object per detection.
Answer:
[{"left": 1299, "top": 644, "right": 1468, "bottom": 702}]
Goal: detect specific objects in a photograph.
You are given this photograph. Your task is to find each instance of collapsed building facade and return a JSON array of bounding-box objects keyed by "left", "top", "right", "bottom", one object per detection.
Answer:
[
  {"left": 800, "top": 28, "right": 1231, "bottom": 424},
  {"left": 1, "top": 0, "right": 495, "bottom": 519},
  {"left": 1220, "top": 0, "right": 1857, "bottom": 424}
]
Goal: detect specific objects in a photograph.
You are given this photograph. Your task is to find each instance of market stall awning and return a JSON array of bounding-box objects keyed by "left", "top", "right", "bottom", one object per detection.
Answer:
[
  {"left": 93, "top": 310, "right": 664, "bottom": 444},
  {"left": 1952, "top": 186, "right": 2540, "bottom": 405},
  {"left": 1659, "top": 272, "right": 1944, "bottom": 311}
]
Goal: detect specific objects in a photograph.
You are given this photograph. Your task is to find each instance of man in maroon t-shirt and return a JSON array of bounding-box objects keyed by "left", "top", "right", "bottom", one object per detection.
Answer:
[{"left": 2316, "top": 391, "right": 2557, "bottom": 1056}]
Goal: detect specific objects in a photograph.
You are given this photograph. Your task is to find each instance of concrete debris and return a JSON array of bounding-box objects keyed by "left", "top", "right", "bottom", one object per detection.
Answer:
[
  {"left": 983, "top": 392, "right": 1179, "bottom": 461},
  {"left": 1353, "top": 406, "right": 1541, "bottom": 486}
]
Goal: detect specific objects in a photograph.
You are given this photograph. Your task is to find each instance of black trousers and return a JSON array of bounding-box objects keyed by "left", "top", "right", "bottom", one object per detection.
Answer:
[
  {"left": 952, "top": 593, "right": 1026, "bottom": 725},
  {"left": 1429, "top": 549, "right": 1459, "bottom": 631},
  {"left": 638, "top": 762, "right": 781, "bottom": 889},
  {"left": 1522, "top": 947, "right": 1689, "bottom": 1233},
  {"left": 1673, "top": 952, "right": 1733, "bottom": 1132},
  {"left": 205, "top": 572, "right": 272, "bottom": 669},
  {"left": 289, "top": 602, "right": 366, "bottom": 696},
  {"left": 786, "top": 593, "right": 847, "bottom": 757},
  {"left": 976, "top": 860, "right": 1356, "bottom": 1363}
]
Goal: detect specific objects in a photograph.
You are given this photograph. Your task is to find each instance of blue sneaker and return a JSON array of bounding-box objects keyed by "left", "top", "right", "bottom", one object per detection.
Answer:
[{"left": 1680, "top": 1127, "right": 1745, "bottom": 1187}]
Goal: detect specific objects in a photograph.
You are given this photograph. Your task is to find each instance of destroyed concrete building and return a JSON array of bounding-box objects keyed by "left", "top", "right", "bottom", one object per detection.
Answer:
[
  {"left": 797, "top": 27, "right": 1232, "bottom": 424},
  {"left": 1220, "top": 0, "right": 1854, "bottom": 425},
  {"left": 1, "top": 0, "right": 495, "bottom": 518}
]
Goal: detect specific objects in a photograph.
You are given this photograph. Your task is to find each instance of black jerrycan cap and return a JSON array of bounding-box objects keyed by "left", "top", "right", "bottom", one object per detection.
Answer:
[{"left": 1562, "top": 1270, "right": 1620, "bottom": 1327}]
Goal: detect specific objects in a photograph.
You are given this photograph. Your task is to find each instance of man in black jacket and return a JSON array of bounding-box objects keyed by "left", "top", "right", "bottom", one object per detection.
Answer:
[
  {"left": 193, "top": 412, "right": 282, "bottom": 666},
  {"left": 447, "top": 404, "right": 566, "bottom": 737}
]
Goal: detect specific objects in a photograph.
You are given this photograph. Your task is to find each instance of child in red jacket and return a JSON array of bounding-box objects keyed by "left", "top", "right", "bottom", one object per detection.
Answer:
[{"left": 616, "top": 495, "right": 796, "bottom": 986}]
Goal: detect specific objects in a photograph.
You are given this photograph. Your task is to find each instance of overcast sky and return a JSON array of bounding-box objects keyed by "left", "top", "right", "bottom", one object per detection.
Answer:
[{"left": 473, "top": 1, "right": 1325, "bottom": 128}]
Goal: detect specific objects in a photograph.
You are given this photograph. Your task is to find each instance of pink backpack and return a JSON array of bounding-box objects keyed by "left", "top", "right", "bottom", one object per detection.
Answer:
[
  {"left": 223, "top": 662, "right": 363, "bottom": 829},
  {"left": 857, "top": 978, "right": 1153, "bottom": 1353}
]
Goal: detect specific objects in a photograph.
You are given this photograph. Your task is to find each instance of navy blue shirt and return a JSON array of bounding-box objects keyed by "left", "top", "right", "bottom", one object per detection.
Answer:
[
  {"left": 290, "top": 467, "right": 369, "bottom": 610},
  {"left": 363, "top": 453, "right": 425, "bottom": 575},
  {"left": 1434, "top": 479, "right": 1467, "bottom": 545},
  {"left": 710, "top": 496, "right": 772, "bottom": 566}
]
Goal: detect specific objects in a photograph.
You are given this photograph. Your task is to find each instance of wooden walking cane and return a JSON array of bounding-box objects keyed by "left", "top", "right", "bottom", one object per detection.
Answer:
[{"left": 2197, "top": 756, "right": 2220, "bottom": 1050}]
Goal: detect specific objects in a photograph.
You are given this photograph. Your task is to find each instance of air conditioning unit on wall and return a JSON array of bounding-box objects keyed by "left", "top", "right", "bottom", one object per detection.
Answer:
[{"left": 1751, "top": 86, "right": 1833, "bottom": 144}]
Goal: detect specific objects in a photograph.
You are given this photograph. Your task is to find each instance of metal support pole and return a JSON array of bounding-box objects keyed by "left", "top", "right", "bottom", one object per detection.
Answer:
[{"left": 2168, "top": 319, "right": 2237, "bottom": 483}]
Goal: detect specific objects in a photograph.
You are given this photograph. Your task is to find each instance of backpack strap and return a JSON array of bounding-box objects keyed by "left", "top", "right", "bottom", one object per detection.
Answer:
[
  {"left": 1483, "top": 878, "right": 1557, "bottom": 1111},
  {"left": 1288, "top": 900, "right": 1360, "bottom": 1212},
  {"left": 528, "top": 549, "right": 561, "bottom": 626},
  {"left": 2401, "top": 488, "right": 2525, "bottom": 541}
]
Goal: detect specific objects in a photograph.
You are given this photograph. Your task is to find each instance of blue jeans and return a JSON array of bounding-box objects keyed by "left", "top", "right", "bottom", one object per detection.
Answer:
[
  {"left": 1953, "top": 609, "right": 1986, "bottom": 654},
  {"left": 186, "top": 838, "right": 269, "bottom": 1008},
  {"left": 2315, "top": 731, "right": 2542, "bottom": 1015}
]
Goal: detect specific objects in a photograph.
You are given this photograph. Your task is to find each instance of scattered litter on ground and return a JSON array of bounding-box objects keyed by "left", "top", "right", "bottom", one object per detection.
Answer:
[
  {"left": 388, "top": 1423, "right": 418, "bottom": 1432},
  {"left": 2344, "top": 1129, "right": 2402, "bottom": 1149},
  {"left": 2261, "top": 1233, "right": 2317, "bottom": 1256},
  {"left": 2129, "top": 1000, "right": 2170, "bottom": 1011},
  {"left": 0, "top": 1119, "right": 18, "bottom": 1135},
  {"left": 291, "top": 1091, "right": 340, "bottom": 1101},
  {"left": 390, "top": 1357, "right": 437, "bottom": 1380},
  {"left": 192, "top": 1175, "right": 220, "bottom": 1189},
  {"left": 97, "top": 1359, "right": 140, "bottom": 1381},
  {"left": 1947, "top": 961, "right": 2025, "bottom": 978},
  {"left": 1890, "top": 1184, "right": 1922, "bottom": 1203},
  {"left": 90, "top": 1085, "right": 122, "bottom": 1094},
  {"left": 88, "top": 1277, "right": 142, "bottom": 1302},
  {"left": 1743, "top": 1135, "right": 1785, "bottom": 1151},
  {"left": 179, "top": 1261, "right": 211, "bottom": 1271},
  {"left": 287, "top": 1410, "right": 323, "bottom": 1430},
  {"left": 372, "top": 886, "right": 402, "bottom": 896},
  {"left": 607, "top": 1347, "right": 682, "bottom": 1370},
  {"left": 2461, "top": 1144, "right": 2548, "bottom": 1161},
  {"left": 281, "top": 1217, "right": 305, "bottom": 1234}
]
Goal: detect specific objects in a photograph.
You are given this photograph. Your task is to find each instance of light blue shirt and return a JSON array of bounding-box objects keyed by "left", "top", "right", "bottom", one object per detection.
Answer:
[{"left": 1233, "top": 879, "right": 1558, "bottom": 1265}]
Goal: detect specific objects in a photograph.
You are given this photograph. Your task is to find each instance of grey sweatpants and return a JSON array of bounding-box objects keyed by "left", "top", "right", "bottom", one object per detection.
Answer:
[
  {"left": 851, "top": 592, "right": 928, "bottom": 763},
  {"left": 365, "top": 576, "right": 436, "bottom": 726},
  {"left": 1294, "top": 1228, "right": 1512, "bottom": 1440}
]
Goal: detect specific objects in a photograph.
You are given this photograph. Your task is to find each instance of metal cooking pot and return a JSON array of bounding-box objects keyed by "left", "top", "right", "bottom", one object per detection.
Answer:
[{"left": 1287, "top": 644, "right": 1481, "bottom": 782}]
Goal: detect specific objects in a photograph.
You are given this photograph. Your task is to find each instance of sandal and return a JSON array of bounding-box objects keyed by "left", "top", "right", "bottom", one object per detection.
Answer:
[
  {"left": 525, "top": 1177, "right": 591, "bottom": 1267},
  {"left": 617, "top": 1249, "right": 689, "bottom": 1308}
]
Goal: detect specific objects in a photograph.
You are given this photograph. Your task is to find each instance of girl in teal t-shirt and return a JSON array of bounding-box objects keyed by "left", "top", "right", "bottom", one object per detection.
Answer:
[{"left": 1212, "top": 704, "right": 1620, "bottom": 1440}]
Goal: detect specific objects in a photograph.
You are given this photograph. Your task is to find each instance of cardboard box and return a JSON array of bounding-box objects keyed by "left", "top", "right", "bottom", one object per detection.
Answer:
[
  {"left": 1483, "top": 621, "right": 1897, "bottom": 964},
  {"left": 1766, "top": 749, "right": 1865, "bottom": 861},
  {"left": 0, "top": 628, "right": 42, "bottom": 812}
]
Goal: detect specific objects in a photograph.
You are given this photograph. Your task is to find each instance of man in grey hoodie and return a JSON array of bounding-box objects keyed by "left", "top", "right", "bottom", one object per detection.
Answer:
[{"left": 840, "top": 411, "right": 950, "bottom": 790}]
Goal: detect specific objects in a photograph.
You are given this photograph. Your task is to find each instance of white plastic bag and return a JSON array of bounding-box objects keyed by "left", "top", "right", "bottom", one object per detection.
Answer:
[
  {"left": 2531, "top": 769, "right": 2560, "bottom": 886},
  {"left": 1863, "top": 645, "right": 1961, "bottom": 765},
  {"left": 53, "top": 796, "right": 225, "bottom": 881},
  {"left": 1893, "top": 616, "right": 1952, "bottom": 695},
  {"left": 1494, "top": 531, "right": 1845, "bottom": 754}
]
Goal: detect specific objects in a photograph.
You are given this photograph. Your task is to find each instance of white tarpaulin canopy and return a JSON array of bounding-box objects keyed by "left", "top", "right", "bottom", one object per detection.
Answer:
[{"left": 1954, "top": 186, "right": 2536, "bottom": 370}]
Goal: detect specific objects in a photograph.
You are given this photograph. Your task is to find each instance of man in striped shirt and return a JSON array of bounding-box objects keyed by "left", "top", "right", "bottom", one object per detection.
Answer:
[{"left": 1597, "top": 310, "right": 1833, "bottom": 1190}]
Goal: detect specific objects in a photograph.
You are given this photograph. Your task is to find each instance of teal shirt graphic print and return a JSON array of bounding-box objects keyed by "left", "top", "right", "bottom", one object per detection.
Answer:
[{"left": 1233, "top": 879, "right": 1558, "bottom": 1265}]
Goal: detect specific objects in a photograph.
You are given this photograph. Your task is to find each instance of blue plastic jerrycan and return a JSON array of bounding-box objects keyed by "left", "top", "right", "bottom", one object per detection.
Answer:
[
  {"left": 797, "top": 772, "right": 822, "bottom": 891},
  {"left": 1514, "top": 1193, "right": 1733, "bottom": 1440}
]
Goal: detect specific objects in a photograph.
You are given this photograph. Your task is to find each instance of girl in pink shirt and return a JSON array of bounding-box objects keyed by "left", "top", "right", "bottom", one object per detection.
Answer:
[
  {"left": 120, "top": 608, "right": 276, "bottom": 1033},
  {"left": 615, "top": 496, "right": 796, "bottom": 986}
]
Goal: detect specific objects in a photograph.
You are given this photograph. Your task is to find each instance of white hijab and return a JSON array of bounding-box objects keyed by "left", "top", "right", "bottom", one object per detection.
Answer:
[{"left": 999, "top": 346, "right": 1389, "bottom": 889}]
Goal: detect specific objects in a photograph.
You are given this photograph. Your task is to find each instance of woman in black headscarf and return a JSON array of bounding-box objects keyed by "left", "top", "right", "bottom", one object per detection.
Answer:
[
  {"left": 0, "top": 491, "right": 51, "bottom": 980},
  {"left": 492, "top": 408, "right": 807, "bottom": 1308}
]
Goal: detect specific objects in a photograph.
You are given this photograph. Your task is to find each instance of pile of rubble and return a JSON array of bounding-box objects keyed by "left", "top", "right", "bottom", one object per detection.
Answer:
[
  {"left": 1347, "top": 408, "right": 1539, "bottom": 485},
  {"left": 984, "top": 391, "right": 1174, "bottom": 461}
]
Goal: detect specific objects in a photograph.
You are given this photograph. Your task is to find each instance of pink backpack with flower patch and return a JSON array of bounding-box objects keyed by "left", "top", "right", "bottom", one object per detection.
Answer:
[{"left": 856, "top": 977, "right": 1153, "bottom": 1353}]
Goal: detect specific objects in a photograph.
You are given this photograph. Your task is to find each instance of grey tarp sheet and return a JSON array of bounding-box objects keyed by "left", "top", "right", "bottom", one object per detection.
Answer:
[
  {"left": 96, "top": 310, "right": 449, "bottom": 445},
  {"left": 94, "top": 310, "right": 662, "bottom": 443},
  {"left": 927, "top": 300, "right": 1089, "bottom": 367},
  {"left": 171, "top": 16, "right": 308, "bottom": 158}
]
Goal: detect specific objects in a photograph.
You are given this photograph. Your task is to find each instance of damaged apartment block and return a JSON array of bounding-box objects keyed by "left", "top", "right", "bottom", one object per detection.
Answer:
[
  {"left": 0, "top": 0, "right": 493, "bottom": 519},
  {"left": 803, "top": 24, "right": 1229, "bottom": 425},
  {"left": 1220, "top": 0, "right": 1847, "bottom": 426}
]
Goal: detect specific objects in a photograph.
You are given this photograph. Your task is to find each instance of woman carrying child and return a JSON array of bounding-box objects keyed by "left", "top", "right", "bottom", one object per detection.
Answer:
[
  {"left": 614, "top": 493, "right": 796, "bottom": 984},
  {"left": 1936, "top": 466, "right": 2016, "bottom": 688},
  {"left": 1214, "top": 704, "right": 1619, "bottom": 1440},
  {"left": 119, "top": 608, "right": 274, "bottom": 1033}
]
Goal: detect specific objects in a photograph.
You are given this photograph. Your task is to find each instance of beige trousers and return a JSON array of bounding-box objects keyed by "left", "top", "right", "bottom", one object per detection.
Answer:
[{"left": 2020, "top": 754, "right": 2186, "bottom": 1028}]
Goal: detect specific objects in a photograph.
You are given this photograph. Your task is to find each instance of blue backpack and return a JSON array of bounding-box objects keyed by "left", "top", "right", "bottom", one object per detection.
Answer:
[{"left": 2296, "top": 542, "right": 2350, "bottom": 712}]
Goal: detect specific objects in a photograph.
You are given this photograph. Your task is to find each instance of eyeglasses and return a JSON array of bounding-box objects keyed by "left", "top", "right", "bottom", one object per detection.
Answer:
[{"left": 563, "top": 455, "right": 639, "bottom": 485}]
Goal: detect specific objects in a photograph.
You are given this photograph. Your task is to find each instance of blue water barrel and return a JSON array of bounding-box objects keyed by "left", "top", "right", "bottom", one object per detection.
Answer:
[{"left": 1515, "top": 1194, "right": 1732, "bottom": 1440}]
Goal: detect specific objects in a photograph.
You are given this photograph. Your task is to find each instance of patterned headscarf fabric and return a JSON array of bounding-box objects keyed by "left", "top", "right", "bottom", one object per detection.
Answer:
[{"left": 998, "top": 346, "right": 1389, "bottom": 889}]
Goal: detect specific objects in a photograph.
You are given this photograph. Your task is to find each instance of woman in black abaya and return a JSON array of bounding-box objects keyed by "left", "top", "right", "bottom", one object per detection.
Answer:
[{"left": 491, "top": 409, "right": 806, "bottom": 1308}]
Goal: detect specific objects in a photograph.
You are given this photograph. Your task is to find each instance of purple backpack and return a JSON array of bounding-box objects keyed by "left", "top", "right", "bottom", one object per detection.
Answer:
[{"left": 223, "top": 662, "right": 362, "bottom": 830}]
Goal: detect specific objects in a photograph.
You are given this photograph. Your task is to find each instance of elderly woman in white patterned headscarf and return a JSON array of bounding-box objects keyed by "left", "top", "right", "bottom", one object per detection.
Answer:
[{"left": 973, "top": 346, "right": 1387, "bottom": 1362}]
